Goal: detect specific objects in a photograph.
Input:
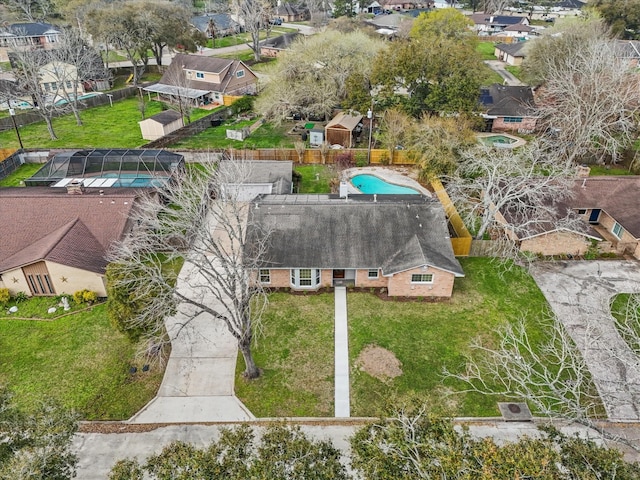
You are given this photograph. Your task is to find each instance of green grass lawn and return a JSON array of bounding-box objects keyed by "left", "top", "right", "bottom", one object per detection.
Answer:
[
  {"left": 479, "top": 63, "right": 504, "bottom": 86},
  {"left": 0, "top": 302, "right": 164, "bottom": 419},
  {"left": 0, "top": 98, "right": 210, "bottom": 149},
  {"left": 611, "top": 293, "right": 640, "bottom": 352},
  {"left": 0, "top": 163, "right": 44, "bottom": 187},
  {"left": 477, "top": 41, "right": 497, "bottom": 60},
  {"left": 236, "top": 258, "right": 551, "bottom": 417},
  {"left": 589, "top": 165, "right": 635, "bottom": 176},
  {"left": 505, "top": 65, "right": 522, "bottom": 79},
  {"left": 294, "top": 165, "right": 334, "bottom": 193},
  {"left": 171, "top": 118, "right": 293, "bottom": 149}
]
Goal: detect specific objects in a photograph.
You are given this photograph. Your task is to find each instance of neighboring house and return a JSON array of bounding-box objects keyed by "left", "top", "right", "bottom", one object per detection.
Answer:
[
  {"left": 325, "top": 112, "right": 363, "bottom": 148},
  {"left": 38, "top": 61, "right": 85, "bottom": 101},
  {"left": 479, "top": 84, "right": 537, "bottom": 133},
  {"left": 191, "top": 13, "right": 242, "bottom": 38},
  {"left": 382, "top": 0, "right": 417, "bottom": 10},
  {"left": 494, "top": 42, "right": 527, "bottom": 66},
  {"left": 497, "top": 177, "right": 640, "bottom": 258},
  {"left": 274, "top": 3, "right": 309, "bottom": 22},
  {"left": 139, "top": 110, "right": 183, "bottom": 141},
  {"left": 221, "top": 160, "right": 293, "bottom": 201},
  {"left": 260, "top": 32, "right": 300, "bottom": 58},
  {"left": 0, "top": 22, "right": 62, "bottom": 62},
  {"left": 494, "top": 23, "right": 535, "bottom": 39},
  {"left": 469, "top": 14, "right": 529, "bottom": 34},
  {"left": 0, "top": 187, "right": 138, "bottom": 297},
  {"left": 247, "top": 194, "right": 464, "bottom": 298},
  {"left": 143, "top": 54, "right": 258, "bottom": 108}
]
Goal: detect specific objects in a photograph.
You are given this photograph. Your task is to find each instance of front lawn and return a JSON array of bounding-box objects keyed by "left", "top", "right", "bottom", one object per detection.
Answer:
[
  {"left": 0, "top": 302, "right": 163, "bottom": 419},
  {"left": 0, "top": 97, "right": 210, "bottom": 149},
  {"left": 171, "top": 118, "right": 293, "bottom": 149},
  {"left": 236, "top": 258, "right": 551, "bottom": 417}
]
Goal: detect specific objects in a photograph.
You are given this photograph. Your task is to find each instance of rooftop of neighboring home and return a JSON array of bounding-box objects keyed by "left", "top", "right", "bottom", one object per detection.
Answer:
[
  {"left": 495, "top": 42, "right": 528, "bottom": 57},
  {"left": 572, "top": 177, "right": 640, "bottom": 238},
  {"left": 190, "top": 13, "right": 240, "bottom": 34},
  {"left": 247, "top": 194, "right": 464, "bottom": 276},
  {"left": 143, "top": 110, "right": 183, "bottom": 126},
  {"left": 480, "top": 84, "right": 536, "bottom": 117},
  {"left": 469, "top": 13, "right": 528, "bottom": 26},
  {"left": 2, "top": 22, "right": 61, "bottom": 37},
  {"left": 0, "top": 187, "right": 137, "bottom": 274},
  {"left": 260, "top": 32, "right": 301, "bottom": 50}
]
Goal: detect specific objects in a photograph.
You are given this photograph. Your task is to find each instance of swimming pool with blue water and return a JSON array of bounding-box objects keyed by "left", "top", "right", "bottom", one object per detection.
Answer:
[{"left": 350, "top": 174, "right": 420, "bottom": 195}]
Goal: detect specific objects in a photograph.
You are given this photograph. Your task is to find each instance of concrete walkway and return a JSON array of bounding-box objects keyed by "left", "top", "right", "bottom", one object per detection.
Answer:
[
  {"left": 334, "top": 287, "right": 350, "bottom": 417},
  {"left": 484, "top": 60, "right": 524, "bottom": 86},
  {"left": 128, "top": 212, "right": 254, "bottom": 423},
  {"left": 531, "top": 261, "right": 640, "bottom": 422}
]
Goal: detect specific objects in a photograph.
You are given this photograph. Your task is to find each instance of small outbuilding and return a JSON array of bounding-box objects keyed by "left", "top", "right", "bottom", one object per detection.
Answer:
[
  {"left": 139, "top": 110, "right": 183, "bottom": 141},
  {"left": 325, "top": 112, "right": 363, "bottom": 148}
]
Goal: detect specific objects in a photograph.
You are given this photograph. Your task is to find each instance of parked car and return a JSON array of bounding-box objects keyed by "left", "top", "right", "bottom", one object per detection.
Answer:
[{"left": 270, "top": 17, "right": 283, "bottom": 25}]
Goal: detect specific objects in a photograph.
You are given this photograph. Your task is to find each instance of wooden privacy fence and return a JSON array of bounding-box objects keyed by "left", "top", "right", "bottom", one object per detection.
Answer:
[
  {"left": 226, "top": 148, "right": 416, "bottom": 165},
  {"left": 430, "top": 178, "right": 472, "bottom": 257}
]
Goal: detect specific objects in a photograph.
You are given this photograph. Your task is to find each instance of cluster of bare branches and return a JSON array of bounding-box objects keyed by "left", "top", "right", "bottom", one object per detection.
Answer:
[
  {"left": 446, "top": 141, "right": 577, "bottom": 241},
  {"left": 108, "top": 157, "right": 271, "bottom": 378}
]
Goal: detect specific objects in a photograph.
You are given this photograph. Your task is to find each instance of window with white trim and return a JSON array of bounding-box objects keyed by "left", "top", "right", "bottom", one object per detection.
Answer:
[
  {"left": 196, "top": 72, "right": 205, "bottom": 79},
  {"left": 411, "top": 273, "right": 434, "bottom": 284},
  {"left": 503, "top": 116, "right": 523, "bottom": 123},
  {"left": 367, "top": 269, "right": 378, "bottom": 279},
  {"left": 290, "top": 268, "right": 320, "bottom": 288},
  {"left": 259, "top": 269, "right": 270, "bottom": 284},
  {"left": 612, "top": 222, "right": 624, "bottom": 239},
  {"left": 236, "top": 69, "right": 245, "bottom": 78}
]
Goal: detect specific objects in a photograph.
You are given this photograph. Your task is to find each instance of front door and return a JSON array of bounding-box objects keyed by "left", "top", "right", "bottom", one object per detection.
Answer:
[
  {"left": 22, "top": 262, "right": 56, "bottom": 296},
  {"left": 589, "top": 209, "right": 601, "bottom": 224}
]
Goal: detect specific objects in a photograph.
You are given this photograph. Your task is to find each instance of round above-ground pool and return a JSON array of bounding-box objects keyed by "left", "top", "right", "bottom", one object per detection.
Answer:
[{"left": 350, "top": 174, "right": 420, "bottom": 194}]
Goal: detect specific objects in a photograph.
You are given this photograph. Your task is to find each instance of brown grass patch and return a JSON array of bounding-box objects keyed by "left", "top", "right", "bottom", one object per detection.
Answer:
[{"left": 355, "top": 344, "right": 403, "bottom": 382}]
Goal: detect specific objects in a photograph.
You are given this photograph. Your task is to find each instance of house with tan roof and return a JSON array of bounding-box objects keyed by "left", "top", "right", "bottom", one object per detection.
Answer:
[
  {"left": 497, "top": 177, "right": 640, "bottom": 259},
  {"left": 0, "top": 188, "right": 138, "bottom": 297},
  {"left": 143, "top": 54, "right": 258, "bottom": 108}
]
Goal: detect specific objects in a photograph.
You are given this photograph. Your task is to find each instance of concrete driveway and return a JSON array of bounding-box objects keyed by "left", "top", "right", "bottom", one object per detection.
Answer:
[
  {"left": 531, "top": 261, "right": 640, "bottom": 421},
  {"left": 128, "top": 211, "right": 254, "bottom": 423},
  {"left": 484, "top": 60, "right": 524, "bottom": 86}
]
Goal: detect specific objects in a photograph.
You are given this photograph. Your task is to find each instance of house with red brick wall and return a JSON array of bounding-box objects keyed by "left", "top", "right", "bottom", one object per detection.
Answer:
[
  {"left": 480, "top": 84, "right": 537, "bottom": 133},
  {"left": 497, "top": 177, "right": 640, "bottom": 258},
  {"left": 246, "top": 194, "right": 464, "bottom": 298}
]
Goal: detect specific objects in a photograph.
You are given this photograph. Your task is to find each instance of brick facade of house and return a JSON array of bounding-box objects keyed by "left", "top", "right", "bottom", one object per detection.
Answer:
[
  {"left": 491, "top": 116, "right": 537, "bottom": 133},
  {"left": 519, "top": 231, "right": 592, "bottom": 256}
]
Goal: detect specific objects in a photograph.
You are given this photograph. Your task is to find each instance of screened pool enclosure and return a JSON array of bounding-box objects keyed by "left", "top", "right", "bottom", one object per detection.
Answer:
[{"left": 25, "top": 149, "right": 185, "bottom": 188}]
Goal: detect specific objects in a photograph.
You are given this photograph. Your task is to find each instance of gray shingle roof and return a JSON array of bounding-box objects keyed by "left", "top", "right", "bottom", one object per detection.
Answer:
[
  {"left": 470, "top": 14, "right": 527, "bottom": 26},
  {"left": 495, "top": 42, "right": 527, "bottom": 57},
  {"left": 7, "top": 22, "right": 60, "bottom": 36},
  {"left": 480, "top": 84, "right": 535, "bottom": 117},
  {"left": 247, "top": 195, "right": 464, "bottom": 276},
  {"left": 146, "top": 109, "right": 182, "bottom": 126}
]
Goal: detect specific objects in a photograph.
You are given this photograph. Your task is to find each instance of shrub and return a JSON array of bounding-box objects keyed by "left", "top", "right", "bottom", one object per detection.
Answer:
[
  {"left": 335, "top": 151, "right": 355, "bottom": 170},
  {"left": 73, "top": 289, "right": 97, "bottom": 305},
  {"left": 0, "top": 288, "right": 10, "bottom": 306},
  {"left": 355, "top": 151, "right": 368, "bottom": 167},
  {"left": 83, "top": 290, "right": 98, "bottom": 304},
  {"left": 13, "top": 291, "right": 28, "bottom": 303},
  {"left": 230, "top": 95, "right": 255, "bottom": 115}
]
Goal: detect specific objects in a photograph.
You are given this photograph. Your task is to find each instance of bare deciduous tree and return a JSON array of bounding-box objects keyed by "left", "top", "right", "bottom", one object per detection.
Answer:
[
  {"left": 108, "top": 157, "right": 271, "bottom": 379},
  {"left": 524, "top": 18, "right": 640, "bottom": 165},
  {"left": 3, "top": 0, "right": 52, "bottom": 22},
  {"left": 233, "top": 0, "right": 271, "bottom": 61},
  {"left": 447, "top": 141, "right": 576, "bottom": 241}
]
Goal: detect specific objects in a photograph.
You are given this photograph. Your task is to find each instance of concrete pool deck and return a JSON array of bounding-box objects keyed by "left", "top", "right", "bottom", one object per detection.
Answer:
[{"left": 342, "top": 167, "right": 432, "bottom": 196}]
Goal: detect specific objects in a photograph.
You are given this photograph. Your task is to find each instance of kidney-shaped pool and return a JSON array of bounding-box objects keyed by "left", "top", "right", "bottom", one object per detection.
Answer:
[{"left": 350, "top": 174, "right": 420, "bottom": 194}]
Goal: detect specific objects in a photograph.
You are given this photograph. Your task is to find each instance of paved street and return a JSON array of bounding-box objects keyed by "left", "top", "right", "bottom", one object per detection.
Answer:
[{"left": 531, "top": 261, "right": 640, "bottom": 421}]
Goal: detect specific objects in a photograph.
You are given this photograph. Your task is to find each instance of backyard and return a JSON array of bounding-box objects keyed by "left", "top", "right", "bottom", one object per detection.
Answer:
[
  {"left": 0, "top": 301, "right": 164, "bottom": 419},
  {"left": 0, "top": 97, "right": 210, "bottom": 149},
  {"left": 235, "top": 257, "right": 551, "bottom": 418}
]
